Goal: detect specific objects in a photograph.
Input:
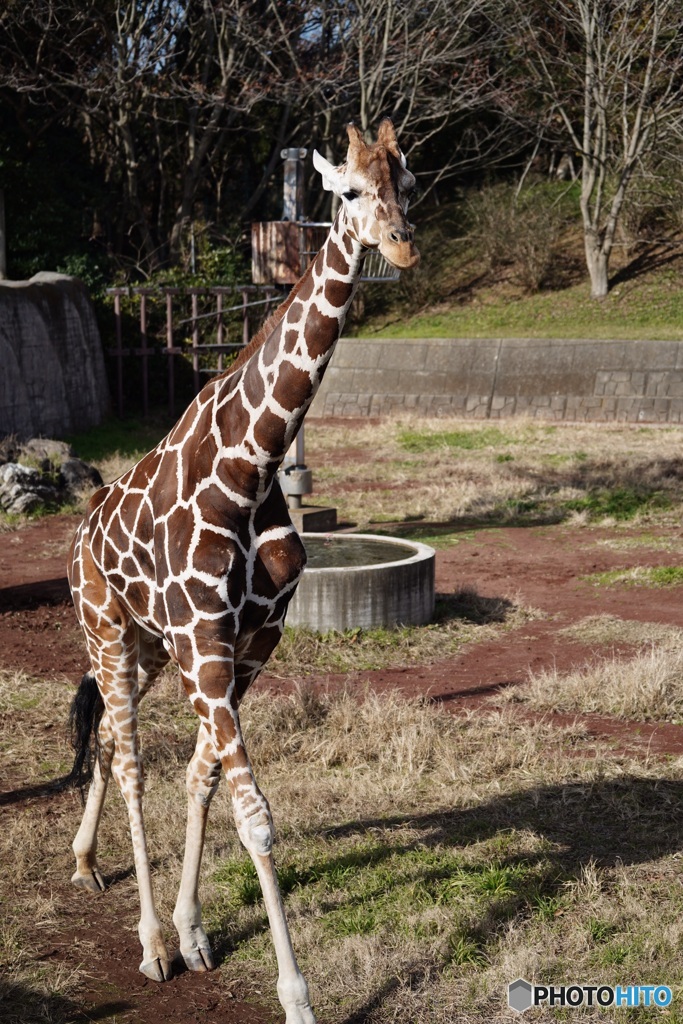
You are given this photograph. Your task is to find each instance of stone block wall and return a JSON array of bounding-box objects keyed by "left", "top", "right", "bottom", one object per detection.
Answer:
[
  {"left": 0, "top": 272, "right": 110, "bottom": 438},
  {"left": 311, "top": 337, "right": 683, "bottom": 423}
]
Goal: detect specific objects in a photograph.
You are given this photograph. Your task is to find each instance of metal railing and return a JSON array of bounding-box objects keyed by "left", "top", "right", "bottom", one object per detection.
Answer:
[{"left": 106, "top": 285, "right": 279, "bottom": 417}]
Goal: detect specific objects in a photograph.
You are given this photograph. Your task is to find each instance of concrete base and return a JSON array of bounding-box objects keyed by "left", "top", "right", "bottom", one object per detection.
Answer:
[
  {"left": 287, "top": 533, "right": 436, "bottom": 631},
  {"left": 288, "top": 505, "right": 338, "bottom": 532}
]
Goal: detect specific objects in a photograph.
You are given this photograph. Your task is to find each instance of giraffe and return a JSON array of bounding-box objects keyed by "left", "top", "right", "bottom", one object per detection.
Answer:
[{"left": 66, "top": 118, "right": 419, "bottom": 1024}]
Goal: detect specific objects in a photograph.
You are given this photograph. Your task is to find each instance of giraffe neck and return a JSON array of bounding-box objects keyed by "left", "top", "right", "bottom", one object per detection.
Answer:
[{"left": 214, "top": 210, "right": 364, "bottom": 480}]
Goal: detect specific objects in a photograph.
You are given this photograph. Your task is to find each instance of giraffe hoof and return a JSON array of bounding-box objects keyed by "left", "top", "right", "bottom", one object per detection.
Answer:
[
  {"left": 182, "top": 945, "right": 215, "bottom": 972},
  {"left": 139, "top": 956, "right": 173, "bottom": 982},
  {"left": 71, "top": 868, "right": 106, "bottom": 893}
]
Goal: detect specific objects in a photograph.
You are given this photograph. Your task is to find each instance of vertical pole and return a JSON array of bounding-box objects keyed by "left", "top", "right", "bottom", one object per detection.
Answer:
[
  {"left": 192, "top": 292, "right": 200, "bottom": 393},
  {"left": 295, "top": 424, "right": 305, "bottom": 466},
  {"left": 242, "top": 289, "right": 249, "bottom": 346},
  {"left": 140, "top": 292, "right": 149, "bottom": 418},
  {"left": 0, "top": 190, "right": 6, "bottom": 280},
  {"left": 280, "top": 148, "right": 308, "bottom": 221},
  {"left": 216, "top": 291, "right": 224, "bottom": 373},
  {"left": 166, "top": 291, "right": 175, "bottom": 418},
  {"left": 114, "top": 291, "right": 124, "bottom": 418}
]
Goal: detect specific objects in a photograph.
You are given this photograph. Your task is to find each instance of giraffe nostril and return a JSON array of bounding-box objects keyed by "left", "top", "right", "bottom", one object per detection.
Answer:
[{"left": 388, "top": 226, "right": 414, "bottom": 245}]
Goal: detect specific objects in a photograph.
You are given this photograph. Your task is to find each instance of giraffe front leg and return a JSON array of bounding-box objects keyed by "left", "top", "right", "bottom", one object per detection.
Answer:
[
  {"left": 212, "top": 689, "right": 316, "bottom": 1024},
  {"left": 71, "top": 712, "right": 114, "bottom": 893},
  {"left": 243, "top": 823, "right": 316, "bottom": 1024},
  {"left": 172, "top": 723, "right": 221, "bottom": 972}
]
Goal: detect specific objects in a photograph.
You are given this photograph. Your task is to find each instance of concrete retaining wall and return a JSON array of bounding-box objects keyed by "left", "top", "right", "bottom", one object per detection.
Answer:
[
  {"left": 311, "top": 337, "right": 683, "bottom": 423},
  {"left": 0, "top": 272, "right": 110, "bottom": 438}
]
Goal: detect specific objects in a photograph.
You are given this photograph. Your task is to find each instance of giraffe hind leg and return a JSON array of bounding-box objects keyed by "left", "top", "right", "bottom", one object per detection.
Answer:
[
  {"left": 69, "top": 671, "right": 112, "bottom": 893},
  {"left": 69, "top": 636, "right": 169, "bottom": 896}
]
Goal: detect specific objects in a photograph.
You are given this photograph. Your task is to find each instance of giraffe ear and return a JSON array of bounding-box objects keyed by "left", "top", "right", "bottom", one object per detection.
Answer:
[
  {"left": 377, "top": 117, "right": 407, "bottom": 167},
  {"left": 312, "top": 149, "right": 348, "bottom": 196}
]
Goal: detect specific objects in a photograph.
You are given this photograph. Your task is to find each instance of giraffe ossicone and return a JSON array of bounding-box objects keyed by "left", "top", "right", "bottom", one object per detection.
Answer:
[{"left": 66, "top": 119, "right": 419, "bottom": 1022}]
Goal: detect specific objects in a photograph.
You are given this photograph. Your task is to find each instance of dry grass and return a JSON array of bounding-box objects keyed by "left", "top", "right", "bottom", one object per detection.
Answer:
[
  {"left": 303, "top": 417, "right": 683, "bottom": 529},
  {"left": 559, "top": 613, "right": 683, "bottom": 649},
  {"left": 4, "top": 668, "right": 683, "bottom": 1023},
  {"left": 269, "top": 587, "right": 539, "bottom": 677},
  {"left": 499, "top": 643, "right": 683, "bottom": 722},
  {"left": 71, "top": 416, "right": 683, "bottom": 534}
]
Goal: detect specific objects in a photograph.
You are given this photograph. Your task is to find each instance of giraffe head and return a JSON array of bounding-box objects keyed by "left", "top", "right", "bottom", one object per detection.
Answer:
[{"left": 312, "top": 119, "right": 420, "bottom": 270}]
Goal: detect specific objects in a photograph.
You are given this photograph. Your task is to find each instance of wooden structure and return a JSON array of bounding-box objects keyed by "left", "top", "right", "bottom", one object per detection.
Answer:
[{"left": 251, "top": 220, "right": 400, "bottom": 285}]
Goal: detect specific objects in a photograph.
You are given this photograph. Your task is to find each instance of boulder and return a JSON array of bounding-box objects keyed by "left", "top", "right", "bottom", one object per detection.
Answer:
[
  {"left": 0, "top": 437, "right": 103, "bottom": 514},
  {"left": 0, "top": 463, "right": 61, "bottom": 514},
  {"left": 59, "top": 457, "right": 103, "bottom": 491}
]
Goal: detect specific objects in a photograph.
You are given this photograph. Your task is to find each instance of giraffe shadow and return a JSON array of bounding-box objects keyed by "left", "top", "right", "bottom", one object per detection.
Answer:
[
  {"left": 319, "top": 775, "right": 683, "bottom": 871},
  {"left": 0, "top": 772, "right": 82, "bottom": 806},
  {"left": 270, "top": 775, "right": 681, "bottom": 1022},
  {"left": 0, "top": 979, "right": 132, "bottom": 1023}
]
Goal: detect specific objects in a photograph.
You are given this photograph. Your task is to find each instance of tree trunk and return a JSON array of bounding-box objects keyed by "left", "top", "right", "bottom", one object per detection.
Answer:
[{"left": 585, "top": 236, "right": 609, "bottom": 298}]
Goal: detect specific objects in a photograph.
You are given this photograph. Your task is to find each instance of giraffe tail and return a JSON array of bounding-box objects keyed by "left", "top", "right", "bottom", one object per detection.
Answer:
[{"left": 66, "top": 671, "right": 104, "bottom": 797}]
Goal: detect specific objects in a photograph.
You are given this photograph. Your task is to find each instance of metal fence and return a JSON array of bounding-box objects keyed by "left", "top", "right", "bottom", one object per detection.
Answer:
[{"left": 106, "top": 284, "right": 279, "bottom": 417}]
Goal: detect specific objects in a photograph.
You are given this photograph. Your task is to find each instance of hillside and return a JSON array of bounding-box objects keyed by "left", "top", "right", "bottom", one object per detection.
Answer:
[{"left": 355, "top": 211, "right": 683, "bottom": 341}]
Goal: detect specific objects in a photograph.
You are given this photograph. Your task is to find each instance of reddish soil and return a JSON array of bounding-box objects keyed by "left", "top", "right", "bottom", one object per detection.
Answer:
[
  {"left": 3, "top": 511, "right": 683, "bottom": 1022},
  {"left": 6, "top": 514, "right": 683, "bottom": 753}
]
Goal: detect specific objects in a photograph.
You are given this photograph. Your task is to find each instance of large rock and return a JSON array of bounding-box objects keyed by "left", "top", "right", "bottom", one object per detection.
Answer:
[
  {"left": 0, "top": 272, "right": 110, "bottom": 437},
  {"left": 0, "top": 463, "right": 61, "bottom": 514},
  {"left": 0, "top": 437, "right": 103, "bottom": 514}
]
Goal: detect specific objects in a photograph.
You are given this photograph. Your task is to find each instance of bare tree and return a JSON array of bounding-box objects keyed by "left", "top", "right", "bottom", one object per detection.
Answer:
[
  {"left": 0, "top": 0, "right": 509, "bottom": 273},
  {"left": 511, "top": 0, "right": 683, "bottom": 297},
  {"left": 278, "top": 0, "right": 508, "bottom": 204},
  {"left": 0, "top": 0, "right": 280, "bottom": 270}
]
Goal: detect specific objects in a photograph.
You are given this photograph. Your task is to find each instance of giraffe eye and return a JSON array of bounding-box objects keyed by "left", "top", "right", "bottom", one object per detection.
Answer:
[{"left": 343, "top": 190, "right": 359, "bottom": 201}]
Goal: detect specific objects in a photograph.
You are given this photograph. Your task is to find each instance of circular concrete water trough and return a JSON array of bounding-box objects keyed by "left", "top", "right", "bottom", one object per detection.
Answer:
[{"left": 287, "top": 533, "right": 435, "bottom": 632}]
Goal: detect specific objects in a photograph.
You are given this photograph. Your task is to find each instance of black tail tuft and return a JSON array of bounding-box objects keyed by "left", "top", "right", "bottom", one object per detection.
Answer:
[{"left": 66, "top": 671, "right": 105, "bottom": 799}]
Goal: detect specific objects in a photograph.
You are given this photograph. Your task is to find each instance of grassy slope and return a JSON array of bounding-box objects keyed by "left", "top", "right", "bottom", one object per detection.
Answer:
[{"left": 356, "top": 224, "right": 683, "bottom": 340}]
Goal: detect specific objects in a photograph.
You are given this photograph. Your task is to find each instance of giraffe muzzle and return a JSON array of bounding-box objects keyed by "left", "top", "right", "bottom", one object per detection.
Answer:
[
  {"left": 380, "top": 235, "right": 420, "bottom": 270},
  {"left": 379, "top": 220, "right": 419, "bottom": 269}
]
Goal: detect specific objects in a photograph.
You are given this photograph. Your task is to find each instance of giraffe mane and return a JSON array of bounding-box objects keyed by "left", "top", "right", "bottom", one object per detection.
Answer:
[{"left": 223, "top": 259, "right": 316, "bottom": 378}]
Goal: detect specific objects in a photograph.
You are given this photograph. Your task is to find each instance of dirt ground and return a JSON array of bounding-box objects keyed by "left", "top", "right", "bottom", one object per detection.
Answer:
[{"left": 3, "top": 511, "right": 683, "bottom": 1022}]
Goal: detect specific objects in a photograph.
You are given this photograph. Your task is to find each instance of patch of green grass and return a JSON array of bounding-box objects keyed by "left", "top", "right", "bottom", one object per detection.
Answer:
[
  {"left": 212, "top": 859, "right": 263, "bottom": 909},
  {"left": 591, "top": 941, "right": 634, "bottom": 968},
  {"left": 587, "top": 917, "right": 619, "bottom": 944},
  {"left": 563, "top": 487, "right": 671, "bottom": 521},
  {"left": 65, "top": 413, "right": 172, "bottom": 463},
  {"left": 487, "top": 485, "right": 674, "bottom": 526},
  {"left": 211, "top": 843, "right": 553, "bottom": 951},
  {"left": 447, "top": 932, "right": 487, "bottom": 967},
  {"left": 531, "top": 893, "right": 567, "bottom": 921},
  {"left": 585, "top": 565, "right": 683, "bottom": 588},
  {"left": 598, "top": 532, "right": 682, "bottom": 553},
  {"left": 399, "top": 427, "right": 513, "bottom": 453},
  {"left": 543, "top": 451, "right": 588, "bottom": 466},
  {"left": 363, "top": 269, "right": 683, "bottom": 341}
]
